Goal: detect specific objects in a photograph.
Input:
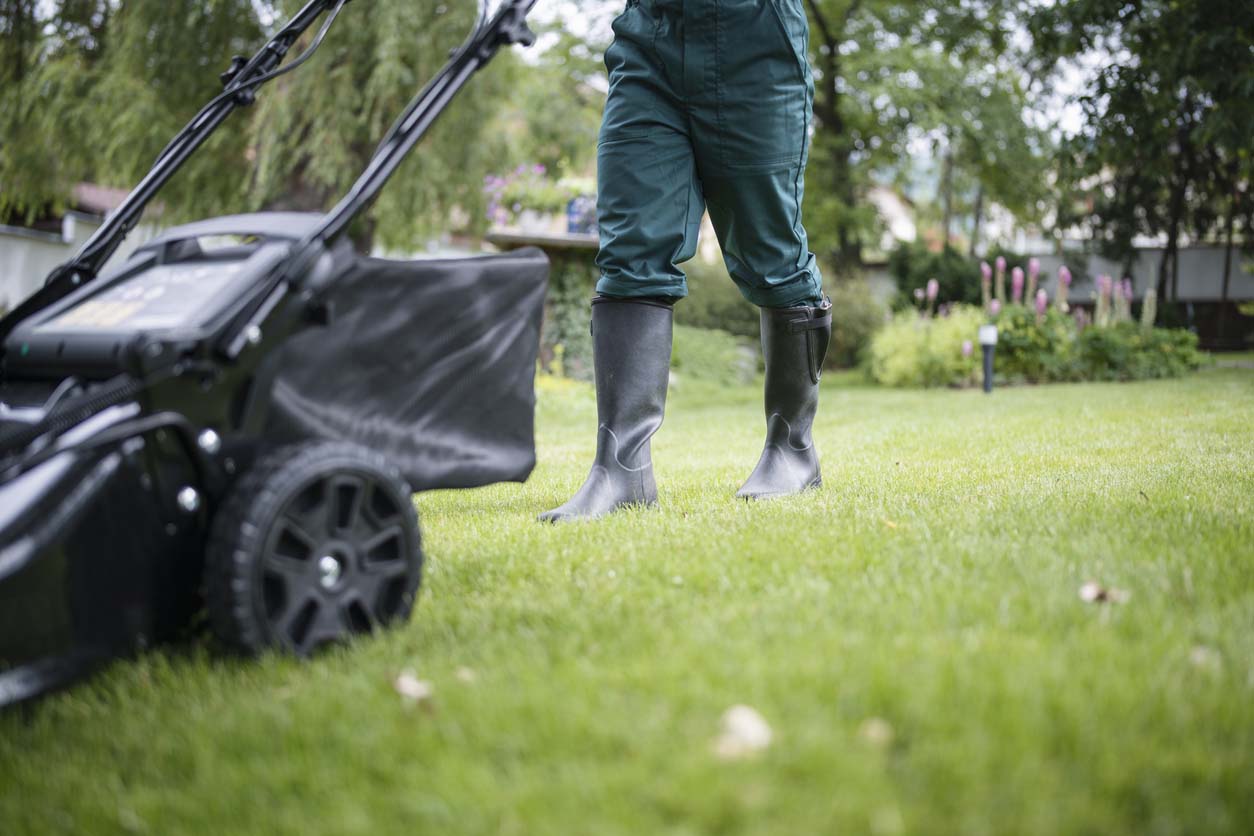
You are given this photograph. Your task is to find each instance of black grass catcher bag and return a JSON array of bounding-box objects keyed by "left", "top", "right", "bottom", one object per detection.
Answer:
[{"left": 263, "top": 246, "right": 549, "bottom": 491}]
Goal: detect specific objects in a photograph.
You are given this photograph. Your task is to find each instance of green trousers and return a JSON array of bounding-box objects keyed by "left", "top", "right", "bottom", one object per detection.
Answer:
[{"left": 595, "top": 0, "right": 824, "bottom": 308}]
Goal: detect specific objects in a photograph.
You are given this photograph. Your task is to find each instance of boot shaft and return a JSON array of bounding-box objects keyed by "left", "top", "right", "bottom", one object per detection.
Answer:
[
  {"left": 590, "top": 297, "right": 674, "bottom": 469},
  {"left": 760, "top": 299, "right": 831, "bottom": 445}
]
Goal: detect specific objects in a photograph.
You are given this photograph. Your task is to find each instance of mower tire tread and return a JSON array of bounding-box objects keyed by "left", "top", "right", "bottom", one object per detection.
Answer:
[{"left": 204, "top": 440, "right": 421, "bottom": 656}]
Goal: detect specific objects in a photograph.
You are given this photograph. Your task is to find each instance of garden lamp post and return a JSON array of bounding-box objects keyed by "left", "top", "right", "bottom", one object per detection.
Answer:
[{"left": 979, "top": 323, "right": 999, "bottom": 394}]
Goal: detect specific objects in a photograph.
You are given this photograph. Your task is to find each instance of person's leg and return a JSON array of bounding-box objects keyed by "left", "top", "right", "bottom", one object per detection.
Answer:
[
  {"left": 540, "top": 2, "right": 700, "bottom": 522},
  {"left": 594, "top": 2, "right": 704, "bottom": 301},
  {"left": 688, "top": 0, "right": 822, "bottom": 307},
  {"left": 688, "top": 0, "right": 831, "bottom": 498}
]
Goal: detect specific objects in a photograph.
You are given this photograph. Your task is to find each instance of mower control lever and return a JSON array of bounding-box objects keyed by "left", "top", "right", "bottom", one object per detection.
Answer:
[
  {"left": 495, "top": 3, "right": 537, "bottom": 49},
  {"left": 220, "top": 55, "right": 249, "bottom": 88}
]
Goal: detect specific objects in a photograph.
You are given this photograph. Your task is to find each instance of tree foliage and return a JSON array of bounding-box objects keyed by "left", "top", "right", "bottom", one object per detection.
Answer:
[
  {"left": 1030, "top": 0, "right": 1254, "bottom": 303},
  {"left": 1, "top": 0, "right": 263, "bottom": 222},
  {"left": 801, "top": 0, "right": 1050, "bottom": 272},
  {"left": 246, "top": 0, "right": 523, "bottom": 248},
  {"left": 0, "top": 0, "right": 541, "bottom": 249}
]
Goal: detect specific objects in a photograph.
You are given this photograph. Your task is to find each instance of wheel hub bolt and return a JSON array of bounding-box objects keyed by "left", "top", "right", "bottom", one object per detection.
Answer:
[
  {"left": 176, "top": 486, "right": 201, "bottom": 513},
  {"left": 197, "top": 429, "right": 222, "bottom": 455},
  {"left": 318, "top": 555, "right": 343, "bottom": 589}
]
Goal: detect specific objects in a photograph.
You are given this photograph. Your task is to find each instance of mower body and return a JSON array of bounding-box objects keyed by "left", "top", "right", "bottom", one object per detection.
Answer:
[
  {"left": 0, "top": 405, "right": 203, "bottom": 704},
  {"left": 0, "top": 0, "right": 545, "bottom": 707}
]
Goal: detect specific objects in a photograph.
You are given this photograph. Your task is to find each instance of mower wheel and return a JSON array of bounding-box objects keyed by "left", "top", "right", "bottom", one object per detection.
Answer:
[{"left": 205, "top": 441, "right": 423, "bottom": 656}]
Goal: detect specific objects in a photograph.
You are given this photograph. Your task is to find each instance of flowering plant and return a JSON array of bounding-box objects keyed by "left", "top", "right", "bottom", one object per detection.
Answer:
[
  {"left": 483, "top": 165, "right": 592, "bottom": 227},
  {"left": 1057, "top": 266, "right": 1072, "bottom": 312}
]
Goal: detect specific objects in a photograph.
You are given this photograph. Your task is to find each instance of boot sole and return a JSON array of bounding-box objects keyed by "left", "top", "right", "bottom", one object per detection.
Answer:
[
  {"left": 537, "top": 498, "right": 659, "bottom": 524},
  {"left": 736, "top": 477, "right": 822, "bottom": 502}
]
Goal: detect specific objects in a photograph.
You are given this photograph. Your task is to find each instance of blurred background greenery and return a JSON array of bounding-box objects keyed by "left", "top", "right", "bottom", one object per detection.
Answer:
[{"left": 1, "top": 0, "right": 1251, "bottom": 370}]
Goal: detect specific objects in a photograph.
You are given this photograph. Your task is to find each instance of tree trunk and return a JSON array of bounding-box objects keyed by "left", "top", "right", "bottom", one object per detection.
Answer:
[
  {"left": 1217, "top": 185, "right": 1237, "bottom": 346},
  {"left": 1171, "top": 244, "right": 1181, "bottom": 301},
  {"left": 969, "top": 184, "right": 984, "bottom": 258},
  {"left": 941, "top": 132, "right": 955, "bottom": 247},
  {"left": 2, "top": 0, "right": 36, "bottom": 85},
  {"left": 1157, "top": 97, "right": 1195, "bottom": 304},
  {"left": 1158, "top": 160, "right": 1187, "bottom": 303},
  {"left": 806, "top": 0, "right": 862, "bottom": 272}
]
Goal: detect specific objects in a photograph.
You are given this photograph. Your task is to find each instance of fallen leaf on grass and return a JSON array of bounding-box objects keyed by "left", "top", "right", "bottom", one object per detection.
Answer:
[
  {"left": 881, "top": 518, "right": 898, "bottom": 530},
  {"left": 1189, "top": 645, "right": 1221, "bottom": 672},
  {"left": 1079, "top": 580, "right": 1130, "bottom": 604},
  {"left": 871, "top": 806, "right": 905, "bottom": 836},
  {"left": 713, "top": 705, "right": 773, "bottom": 760},
  {"left": 394, "top": 671, "right": 435, "bottom": 709},
  {"left": 455, "top": 667, "right": 478, "bottom": 684},
  {"left": 858, "top": 717, "right": 895, "bottom": 747}
]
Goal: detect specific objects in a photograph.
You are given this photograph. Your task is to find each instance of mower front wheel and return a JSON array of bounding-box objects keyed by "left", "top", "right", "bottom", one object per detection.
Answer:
[{"left": 205, "top": 441, "right": 423, "bottom": 656}]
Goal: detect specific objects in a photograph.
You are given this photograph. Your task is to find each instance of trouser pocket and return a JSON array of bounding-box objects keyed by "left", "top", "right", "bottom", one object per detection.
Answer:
[{"left": 765, "top": 0, "right": 812, "bottom": 85}]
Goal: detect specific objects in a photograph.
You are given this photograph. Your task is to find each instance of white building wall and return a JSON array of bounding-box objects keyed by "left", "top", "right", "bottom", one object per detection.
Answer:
[
  {"left": 1031, "top": 245, "right": 1254, "bottom": 303},
  {"left": 0, "top": 213, "right": 159, "bottom": 311}
]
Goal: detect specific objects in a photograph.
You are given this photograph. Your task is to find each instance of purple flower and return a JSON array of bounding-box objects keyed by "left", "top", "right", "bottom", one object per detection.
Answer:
[
  {"left": 533, "top": 164, "right": 547, "bottom": 175},
  {"left": 989, "top": 299, "right": 1002, "bottom": 316},
  {"left": 1011, "top": 267, "right": 1025, "bottom": 303},
  {"left": 926, "top": 278, "right": 939, "bottom": 301},
  {"left": 1059, "top": 265, "right": 1072, "bottom": 287},
  {"left": 980, "top": 261, "right": 993, "bottom": 281},
  {"left": 1035, "top": 288, "right": 1048, "bottom": 315},
  {"left": 995, "top": 256, "right": 1007, "bottom": 274},
  {"left": 1121, "top": 277, "right": 1134, "bottom": 300},
  {"left": 1028, "top": 257, "right": 1040, "bottom": 281},
  {"left": 962, "top": 340, "right": 973, "bottom": 358},
  {"left": 1098, "top": 274, "right": 1113, "bottom": 298}
]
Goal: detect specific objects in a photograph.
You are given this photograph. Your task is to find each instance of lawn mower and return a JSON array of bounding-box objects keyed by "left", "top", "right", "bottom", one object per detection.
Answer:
[{"left": 0, "top": 0, "right": 547, "bottom": 706}]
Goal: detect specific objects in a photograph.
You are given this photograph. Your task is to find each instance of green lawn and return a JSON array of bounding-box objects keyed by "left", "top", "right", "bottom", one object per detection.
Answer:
[{"left": 2, "top": 368, "right": 1252, "bottom": 835}]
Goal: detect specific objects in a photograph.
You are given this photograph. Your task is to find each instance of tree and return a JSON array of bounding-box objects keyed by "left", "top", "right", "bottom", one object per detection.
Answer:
[
  {"left": 0, "top": 1, "right": 537, "bottom": 250},
  {"left": 1030, "top": 0, "right": 1254, "bottom": 309},
  {"left": 494, "top": 25, "right": 605, "bottom": 177},
  {"left": 246, "top": 0, "right": 526, "bottom": 249},
  {"left": 1, "top": 0, "right": 264, "bottom": 223},
  {"left": 801, "top": 0, "right": 1045, "bottom": 271}
]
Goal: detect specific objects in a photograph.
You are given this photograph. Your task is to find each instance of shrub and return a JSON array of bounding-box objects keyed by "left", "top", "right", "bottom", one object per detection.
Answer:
[
  {"left": 993, "top": 305, "right": 1078, "bottom": 383},
  {"left": 1077, "top": 322, "right": 1205, "bottom": 381},
  {"left": 484, "top": 165, "right": 588, "bottom": 225},
  {"left": 888, "top": 242, "right": 983, "bottom": 306},
  {"left": 541, "top": 253, "right": 597, "bottom": 381},
  {"left": 676, "top": 262, "right": 885, "bottom": 370},
  {"left": 888, "top": 241, "right": 1036, "bottom": 309},
  {"left": 829, "top": 279, "right": 887, "bottom": 369},
  {"left": 675, "top": 259, "right": 760, "bottom": 339},
  {"left": 868, "top": 307, "right": 984, "bottom": 387},
  {"left": 869, "top": 303, "right": 1206, "bottom": 388},
  {"left": 671, "top": 325, "right": 756, "bottom": 387}
]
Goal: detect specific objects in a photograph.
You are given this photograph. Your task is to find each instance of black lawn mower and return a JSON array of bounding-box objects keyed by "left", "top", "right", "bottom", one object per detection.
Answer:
[{"left": 0, "top": 0, "right": 548, "bottom": 706}]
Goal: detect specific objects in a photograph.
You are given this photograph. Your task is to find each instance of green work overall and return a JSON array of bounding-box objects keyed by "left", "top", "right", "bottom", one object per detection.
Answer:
[{"left": 595, "top": 0, "right": 824, "bottom": 308}]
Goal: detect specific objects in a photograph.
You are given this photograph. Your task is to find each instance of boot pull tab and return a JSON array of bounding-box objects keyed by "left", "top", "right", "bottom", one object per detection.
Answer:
[{"left": 785, "top": 301, "right": 832, "bottom": 384}]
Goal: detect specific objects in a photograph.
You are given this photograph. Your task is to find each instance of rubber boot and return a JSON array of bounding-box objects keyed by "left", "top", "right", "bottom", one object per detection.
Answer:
[
  {"left": 737, "top": 298, "right": 832, "bottom": 500},
  {"left": 539, "top": 297, "right": 673, "bottom": 522}
]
